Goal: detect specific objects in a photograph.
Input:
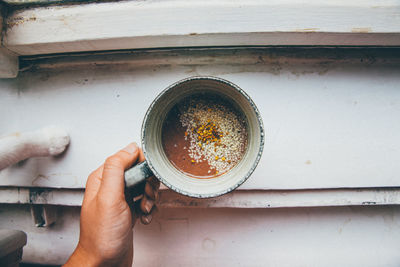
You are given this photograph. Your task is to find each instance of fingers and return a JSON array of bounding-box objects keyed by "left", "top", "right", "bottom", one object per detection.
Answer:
[
  {"left": 138, "top": 148, "right": 145, "bottom": 163},
  {"left": 137, "top": 176, "right": 160, "bottom": 225},
  {"left": 140, "top": 176, "right": 160, "bottom": 212},
  {"left": 140, "top": 205, "right": 158, "bottom": 225},
  {"left": 98, "top": 143, "right": 140, "bottom": 201},
  {"left": 140, "top": 194, "right": 155, "bottom": 213},
  {"left": 83, "top": 164, "right": 104, "bottom": 204},
  {"left": 147, "top": 176, "right": 161, "bottom": 195},
  {"left": 140, "top": 213, "right": 153, "bottom": 225},
  {"left": 94, "top": 143, "right": 160, "bottom": 225},
  {"left": 144, "top": 183, "right": 156, "bottom": 200},
  {"left": 144, "top": 178, "right": 160, "bottom": 200},
  {"left": 148, "top": 176, "right": 161, "bottom": 189}
]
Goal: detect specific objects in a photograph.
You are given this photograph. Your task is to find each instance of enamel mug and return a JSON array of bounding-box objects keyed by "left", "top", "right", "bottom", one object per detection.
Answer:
[{"left": 124, "top": 76, "right": 264, "bottom": 198}]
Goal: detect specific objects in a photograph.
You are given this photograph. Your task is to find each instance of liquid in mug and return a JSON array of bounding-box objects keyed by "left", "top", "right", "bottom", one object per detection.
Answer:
[{"left": 161, "top": 94, "right": 248, "bottom": 178}]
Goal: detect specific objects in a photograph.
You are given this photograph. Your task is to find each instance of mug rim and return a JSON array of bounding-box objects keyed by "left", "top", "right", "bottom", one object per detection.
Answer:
[{"left": 141, "top": 76, "right": 264, "bottom": 198}]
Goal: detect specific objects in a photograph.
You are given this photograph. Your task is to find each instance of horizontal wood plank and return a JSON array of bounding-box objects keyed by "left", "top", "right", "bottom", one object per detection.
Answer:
[
  {"left": 3, "top": 0, "right": 400, "bottom": 55},
  {"left": 0, "top": 48, "right": 399, "bottom": 190},
  {"left": 1, "top": 187, "right": 400, "bottom": 208}
]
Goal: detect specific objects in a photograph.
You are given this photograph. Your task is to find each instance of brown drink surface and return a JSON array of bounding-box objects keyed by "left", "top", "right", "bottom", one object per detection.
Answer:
[{"left": 162, "top": 94, "right": 248, "bottom": 178}]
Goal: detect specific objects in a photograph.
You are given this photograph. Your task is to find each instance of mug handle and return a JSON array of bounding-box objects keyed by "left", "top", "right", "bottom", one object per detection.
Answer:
[{"left": 124, "top": 161, "right": 154, "bottom": 188}]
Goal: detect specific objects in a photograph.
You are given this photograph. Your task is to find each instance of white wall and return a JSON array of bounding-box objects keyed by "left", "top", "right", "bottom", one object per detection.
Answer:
[
  {"left": 1, "top": 48, "right": 400, "bottom": 266},
  {"left": 1, "top": 48, "right": 399, "bottom": 190},
  {"left": 1, "top": 204, "right": 400, "bottom": 266}
]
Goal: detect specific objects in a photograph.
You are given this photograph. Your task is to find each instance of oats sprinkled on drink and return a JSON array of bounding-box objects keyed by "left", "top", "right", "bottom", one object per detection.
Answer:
[{"left": 179, "top": 96, "right": 248, "bottom": 175}]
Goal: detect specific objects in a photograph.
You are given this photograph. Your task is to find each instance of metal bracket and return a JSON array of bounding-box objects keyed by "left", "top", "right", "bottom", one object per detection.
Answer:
[{"left": 30, "top": 205, "right": 57, "bottom": 227}]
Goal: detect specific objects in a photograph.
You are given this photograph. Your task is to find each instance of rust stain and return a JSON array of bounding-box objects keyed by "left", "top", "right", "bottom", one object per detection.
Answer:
[
  {"left": 189, "top": 33, "right": 198, "bottom": 36},
  {"left": 351, "top": 27, "right": 372, "bottom": 33},
  {"left": 7, "top": 16, "right": 37, "bottom": 28},
  {"left": 4, "top": 132, "right": 21, "bottom": 138},
  {"left": 305, "top": 160, "right": 312, "bottom": 165},
  {"left": 48, "top": 172, "right": 73, "bottom": 176},
  {"left": 295, "top": 28, "right": 319, "bottom": 32}
]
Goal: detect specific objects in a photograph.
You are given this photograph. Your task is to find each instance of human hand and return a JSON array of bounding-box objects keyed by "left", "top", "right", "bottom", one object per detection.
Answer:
[{"left": 64, "top": 143, "right": 160, "bottom": 267}]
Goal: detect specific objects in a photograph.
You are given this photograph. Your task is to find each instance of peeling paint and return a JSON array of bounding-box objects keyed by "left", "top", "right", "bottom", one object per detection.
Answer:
[
  {"left": 29, "top": 188, "right": 50, "bottom": 203},
  {"left": 20, "top": 48, "right": 397, "bottom": 79},
  {"left": 362, "top": 201, "right": 377, "bottom": 205}
]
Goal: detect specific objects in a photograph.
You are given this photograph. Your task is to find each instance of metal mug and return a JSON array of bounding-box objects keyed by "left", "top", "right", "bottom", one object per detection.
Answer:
[{"left": 124, "top": 76, "right": 264, "bottom": 198}]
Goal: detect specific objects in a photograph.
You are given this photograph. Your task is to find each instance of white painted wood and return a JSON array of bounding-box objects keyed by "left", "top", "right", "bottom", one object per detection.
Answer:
[
  {"left": 0, "top": 188, "right": 31, "bottom": 204},
  {"left": 0, "top": 205, "right": 79, "bottom": 265},
  {"left": 0, "top": 7, "right": 19, "bottom": 78},
  {"left": 159, "top": 189, "right": 400, "bottom": 208},
  {"left": 136, "top": 206, "right": 400, "bottom": 267},
  {"left": 0, "top": 48, "right": 18, "bottom": 78},
  {"left": 1, "top": 204, "right": 400, "bottom": 266},
  {"left": 4, "top": 0, "right": 400, "bottom": 55},
  {"left": 0, "top": 126, "right": 70, "bottom": 170},
  {"left": 1, "top": 187, "right": 400, "bottom": 208},
  {"left": 0, "top": 6, "right": 19, "bottom": 78},
  {"left": 0, "top": 48, "right": 399, "bottom": 190}
]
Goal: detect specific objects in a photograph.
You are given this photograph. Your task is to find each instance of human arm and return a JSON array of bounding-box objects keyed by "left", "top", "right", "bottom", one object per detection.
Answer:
[{"left": 64, "top": 142, "right": 160, "bottom": 267}]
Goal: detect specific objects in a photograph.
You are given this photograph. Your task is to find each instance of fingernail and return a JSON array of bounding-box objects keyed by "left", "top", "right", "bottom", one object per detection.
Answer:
[
  {"left": 123, "top": 142, "right": 138, "bottom": 155},
  {"left": 144, "top": 199, "right": 154, "bottom": 213},
  {"left": 133, "top": 194, "right": 143, "bottom": 202},
  {"left": 141, "top": 214, "right": 152, "bottom": 225},
  {"left": 145, "top": 183, "right": 156, "bottom": 199}
]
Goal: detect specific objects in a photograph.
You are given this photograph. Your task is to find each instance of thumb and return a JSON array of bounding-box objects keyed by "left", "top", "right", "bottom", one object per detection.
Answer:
[{"left": 98, "top": 143, "right": 140, "bottom": 201}]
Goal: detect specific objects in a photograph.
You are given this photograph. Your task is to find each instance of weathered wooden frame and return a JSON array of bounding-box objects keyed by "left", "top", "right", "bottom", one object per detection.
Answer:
[
  {"left": 0, "top": 4, "right": 18, "bottom": 78},
  {"left": 1, "top": 187, "right": 400, "bottom": 208},
  {"left": 3, "top": 0, "right": 400, "bottom": 57},
  {"left": 1, "top": 1, "right": 400, "bottom": 208}
]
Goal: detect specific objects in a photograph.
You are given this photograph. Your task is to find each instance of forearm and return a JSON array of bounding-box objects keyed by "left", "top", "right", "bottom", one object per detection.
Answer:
[{"left": 63, "top": 143, "right": 157, "bottom": 267}]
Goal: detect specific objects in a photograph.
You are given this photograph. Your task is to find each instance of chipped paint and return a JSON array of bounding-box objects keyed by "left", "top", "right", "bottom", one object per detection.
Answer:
[
  {"left": 29, "top": 188, "right": 51, "bottom": 203},
  {"left": 18, "top": 48, "right": 398, "bottom": 78}
]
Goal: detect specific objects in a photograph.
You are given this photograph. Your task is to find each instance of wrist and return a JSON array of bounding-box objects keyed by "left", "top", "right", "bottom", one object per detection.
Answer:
[{"left": 64, "top": 242, "right": 101, "bottom": 267}]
